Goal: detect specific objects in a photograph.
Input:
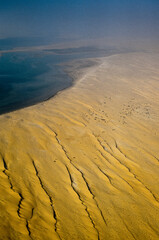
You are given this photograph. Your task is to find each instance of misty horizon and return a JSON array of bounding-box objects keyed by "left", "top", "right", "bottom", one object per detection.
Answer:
[{"left": 0, "top": 0, "right": 159, "bottom": 48}]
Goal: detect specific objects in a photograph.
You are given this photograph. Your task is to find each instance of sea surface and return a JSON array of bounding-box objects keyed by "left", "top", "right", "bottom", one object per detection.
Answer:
[{"left": 0, "top": 47, "right": 118, "bottom": 114}]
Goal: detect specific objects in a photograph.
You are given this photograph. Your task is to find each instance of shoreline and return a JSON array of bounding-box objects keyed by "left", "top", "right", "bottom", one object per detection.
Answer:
[
  {"left": 0, "top": 43, "right": 136, "bottom": 116},
  {"left": 0, "top": 53, "right": 108, "bottom": 116}
]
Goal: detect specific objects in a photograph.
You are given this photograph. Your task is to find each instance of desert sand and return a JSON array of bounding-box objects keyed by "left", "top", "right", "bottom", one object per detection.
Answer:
[{"left": 0, "top": 52, "right": 159, "bottom": 240}]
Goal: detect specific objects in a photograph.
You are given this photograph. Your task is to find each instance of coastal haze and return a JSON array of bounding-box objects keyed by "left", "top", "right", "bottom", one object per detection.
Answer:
[{"left": 0, "top": 1, "right": 159, "bottom": 240}]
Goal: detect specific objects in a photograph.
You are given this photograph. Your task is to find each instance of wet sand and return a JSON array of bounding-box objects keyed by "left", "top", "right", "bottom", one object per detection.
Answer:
[{"left": 0, "top": 52, "right": 159, "bottom": 240}]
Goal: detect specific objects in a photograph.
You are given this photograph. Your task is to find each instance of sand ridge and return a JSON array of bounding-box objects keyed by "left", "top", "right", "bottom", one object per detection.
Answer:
[{"left": 0, "top": 52, "right": 159, "bottom": 239}]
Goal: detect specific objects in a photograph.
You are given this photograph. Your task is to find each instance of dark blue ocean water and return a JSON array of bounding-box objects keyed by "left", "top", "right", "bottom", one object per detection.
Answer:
[{"left": 0, "top": 51, "right": 72, "bottom": 114}]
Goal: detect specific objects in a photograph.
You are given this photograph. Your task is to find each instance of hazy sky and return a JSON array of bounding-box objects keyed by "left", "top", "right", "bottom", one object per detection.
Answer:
[{"left": 0, "top": 0, "right": 159, "bottom": 42}]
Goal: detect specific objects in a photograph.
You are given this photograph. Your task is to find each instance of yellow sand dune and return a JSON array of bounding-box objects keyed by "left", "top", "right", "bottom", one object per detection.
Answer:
[{"left": 0, "top": 52, "right": 159, "bottom": 240}]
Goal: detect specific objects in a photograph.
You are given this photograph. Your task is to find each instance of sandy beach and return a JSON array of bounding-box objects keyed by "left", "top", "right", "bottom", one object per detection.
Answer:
[{"left": 0, "top": 52, "right": 159, "bottom": 240}]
